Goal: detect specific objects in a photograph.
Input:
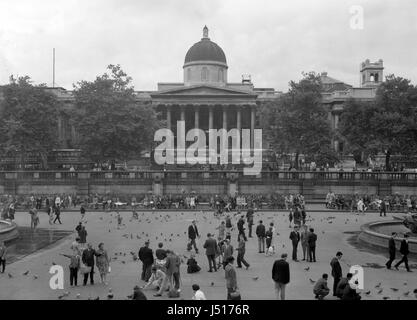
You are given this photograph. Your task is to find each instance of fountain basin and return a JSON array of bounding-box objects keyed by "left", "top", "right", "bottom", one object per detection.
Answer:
[
  {"left": 0, "top": 220, "right": 19, "bottom": 243},
  {"left": 358, "top": 220, "right": 417, "bottom": 255}
]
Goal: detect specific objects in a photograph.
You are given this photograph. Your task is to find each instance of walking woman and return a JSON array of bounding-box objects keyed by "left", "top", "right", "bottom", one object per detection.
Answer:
[{"left": 96, "top": 242, "right": 110, "bottom": 285}]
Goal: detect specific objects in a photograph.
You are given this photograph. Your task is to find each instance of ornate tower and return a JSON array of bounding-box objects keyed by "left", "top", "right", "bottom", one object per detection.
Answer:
[{"left": 360, "top": 59, "right": 384, "bottom": 87}]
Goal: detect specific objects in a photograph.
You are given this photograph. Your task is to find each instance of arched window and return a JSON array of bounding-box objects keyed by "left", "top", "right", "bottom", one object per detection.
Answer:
[
  {"left": 370, "top": 74, "right": 375, "bottom": 82},
  {"left": 218, "top": 69, "right": 224, "bottom": 82},
  {"left": 374, "top": 73, "right": 379, "bottom": 82},
  {"left": 201, "top": 67, "right": 209, "bottom": 82}
]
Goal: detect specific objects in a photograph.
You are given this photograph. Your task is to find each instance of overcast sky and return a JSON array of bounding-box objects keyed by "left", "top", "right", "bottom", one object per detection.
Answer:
[{"left": 0, "top": 0, "right": 416, "bottom": 92}]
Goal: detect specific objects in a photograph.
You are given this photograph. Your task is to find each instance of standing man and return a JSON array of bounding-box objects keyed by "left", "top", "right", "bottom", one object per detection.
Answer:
[
  {"left": 225, "top": 215, "right": 232, "bottom": 240},
  {"left": 187, "top": 220, "right": 200, "bottom": 254},
  {"left": 138, "top": 241, "right": 154, "bottom": 282},
  {"left": 225, "top": 256, "right": 238, "bottom": 300},
  {"left": 330, "top": 251, "right": 343, "bottom": 296},
  {"left": 237, "top": 215, "right": 247, "bottom": 242},
  {"left": 256, "top": 220, "right": 266, "bottom": 253},
  {"left": 289, "top": 225, "right": 300, "bottom": 261},
  {"left": 300, "top": 225, "right": 309, "bottom": 261},
  {"left": 394, "top": 234, "right": 412, "bottom": 272},
  {"left": 203, "top": 233, "right": 218, "bottom": 272},
  {"left": 386, "top": 232, "right": 397, "bottom": 269},
  {"left": 272, "top": 253, "right": 290, "bottom": 300},
  {"left": 0, "top": 241, "right": 7, "bottom": 273},
  {"left": 380, "top": 198, "right": 387, "bottom": 217},
  {"left": 246, "top": 208, "right": 254, "bottom": 238},
  {"left": 307, "top": 228, "right": 317, "bottom": 262},
  {"left": 82, "top": 243, "right": 96, "bottom": 286}
]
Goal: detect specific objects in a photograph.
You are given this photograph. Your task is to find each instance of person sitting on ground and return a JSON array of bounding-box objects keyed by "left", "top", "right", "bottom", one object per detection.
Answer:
[
  {"left": 341, "top": 280, "right": 361, "bottom": 300},
  {"left": 336, "top": 273, "right": 353, "bottom": 299},
  {"left": 313, "top": 273, "right": 330, "bottom": 300},
  {"left": 187, "top": 253, "right": 201, "bottom": 274},
  {"left": 142, "top": 266, "right": 166, "bottom": 291}
]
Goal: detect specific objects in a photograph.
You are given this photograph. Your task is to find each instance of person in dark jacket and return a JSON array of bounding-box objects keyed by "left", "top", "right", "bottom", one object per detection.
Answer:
[
  {"left": 336, "top": 273, "right": 353, "bottom": 298},
  {"left": 289, "top": 225, "right": 300, "bottom": 261},
  {"left": 307, "top": 228, "right": 317, "bottom": 262},
  {"left": 82, "top": 243, "right": 96, "bottom": 285},
  {"left": 203, "top": 233, "right": 218, "bottom": 272},
  {"left": 237, "top": 215, "right": 247, "bottom": 242},
  {"left": 53, "top": 205, "right": 62, "bottom": 224},
  {"left": 386, "top": 232, "right": 397, "bottom": 269},
  {"left": 246, "top": 208, "right": 254, "bottom": 238},
  {"left": 272, "top": 253, "right": 290, "bottom": 300},
  {"left": 139, "top": 241, "right": 154, "bottom": 281},
  {"left": 394, "top": 234, "right": 412, "bottom": 272},
  {"left": 380, "top": 199, "right": 387, "bottom": 217},
  {"left": 330, "top": 251, "right": 343, "bottom": 296},
  {"left": 187, "top": 253, "right": 201, "bottom": 273},
  {"left": 131, "top": 285, "right": 147, "bottom": 300},
  {"left": 341, "top": 281, "right": 361, "bottom": 300},
  {"left": 187, "top": 220, "right": 200, "bottom": 253},
  {"left": 256, "top": 220, "right": 266, "bottom": 253}
]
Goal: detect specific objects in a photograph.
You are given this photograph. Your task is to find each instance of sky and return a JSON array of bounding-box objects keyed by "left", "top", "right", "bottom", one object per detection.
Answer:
[{"left": 0, "top": 0, "right": 416, "bottom": 92}]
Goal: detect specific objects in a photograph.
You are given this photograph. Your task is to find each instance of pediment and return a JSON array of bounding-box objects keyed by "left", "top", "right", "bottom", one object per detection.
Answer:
[{"left": 153, "top": 85, "right": 255, "bottom": 96}]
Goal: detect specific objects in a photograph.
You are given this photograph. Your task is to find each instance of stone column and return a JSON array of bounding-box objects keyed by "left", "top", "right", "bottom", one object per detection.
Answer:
[
  {"left": 236, "top": 107, "right": 242, "bottom": 132},
  {"left": 250, "top": 106, "right": 255, "bottom": 148},
  {"left": 334, "top": 113, "right": 339, "bottom": 130},
  {"left": 194, "top": 106, "right": 199, "bottom": 129},
  {"left": 223, "top": 107, "right": 227, "bottom": 130},
  {"left": 180, "top": 106, "right": 185, "bottom": 122},
  {"left": 166, "top": 105, "right": 171, "bottom": 130},
  {"left": 209, "top": 106, "right": 214, "bottom": 129}
]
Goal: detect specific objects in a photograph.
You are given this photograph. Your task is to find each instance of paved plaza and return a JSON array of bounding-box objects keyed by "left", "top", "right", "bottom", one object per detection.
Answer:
[{"left": 1, "top": 207, "right": 416, "bottom": 300}]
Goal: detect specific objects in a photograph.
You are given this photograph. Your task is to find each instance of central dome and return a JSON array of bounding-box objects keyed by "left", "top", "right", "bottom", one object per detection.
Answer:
[
  {"left": 183, "top": 26, "right": 228, "bottom": 86},
  {"left": 184, "top": 26, "right": 227, "bottom": 66}
]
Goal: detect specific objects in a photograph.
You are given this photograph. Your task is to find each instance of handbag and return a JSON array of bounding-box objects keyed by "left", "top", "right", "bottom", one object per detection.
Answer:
[
  {"left": 230, "top": 290, "right": 241, "bottom": 300},
  {"left": 79, "top": 263, "right": 91, "bottom": 274}
]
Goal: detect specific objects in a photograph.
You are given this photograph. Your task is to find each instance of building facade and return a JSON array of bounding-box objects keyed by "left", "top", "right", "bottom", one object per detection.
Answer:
[{"left": 0, "top": 26, "right": 384, "bottom": 167}]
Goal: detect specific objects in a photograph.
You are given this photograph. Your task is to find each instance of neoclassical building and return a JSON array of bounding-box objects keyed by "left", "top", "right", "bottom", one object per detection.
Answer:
[{"left": 0, "top": 26, "right": 384, "bottom": 167}]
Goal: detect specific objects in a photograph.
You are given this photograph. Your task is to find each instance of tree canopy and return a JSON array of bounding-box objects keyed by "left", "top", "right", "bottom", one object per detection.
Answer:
[
  {"left": 260, "top": 72, "right": 337, "bottom": 167},
  {"left": 0, "top": 76, "right": 59, "bottom": 168},
  {"left": 73, "top": 64, "right": 161, "bottom": 164},
  {"left": 339, "top": 74, "right": 417, "bottom": 165}
]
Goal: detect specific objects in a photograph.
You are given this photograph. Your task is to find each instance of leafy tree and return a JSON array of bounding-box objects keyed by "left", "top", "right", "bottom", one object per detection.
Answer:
[
  {"left": 260, "top": 72, "right": 337, "bottom": 168},
  {"left": 0, "top": 76, "right": 59, "bottom": 169},
  {"left": 73, "top": 64, "right": 161, "bottom": 164},
  {"left": 339, "top": 74, "right": 417, "bottom": 168}
]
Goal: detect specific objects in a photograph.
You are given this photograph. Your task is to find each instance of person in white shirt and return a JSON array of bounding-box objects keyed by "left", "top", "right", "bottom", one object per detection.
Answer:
[{"left": 192, "top": 284, "right": 206, "bottom": 300}]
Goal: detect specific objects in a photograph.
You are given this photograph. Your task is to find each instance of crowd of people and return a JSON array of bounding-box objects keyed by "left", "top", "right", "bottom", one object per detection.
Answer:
[{"left": 325, "top": 192, "right": 417, "bottom": 214}]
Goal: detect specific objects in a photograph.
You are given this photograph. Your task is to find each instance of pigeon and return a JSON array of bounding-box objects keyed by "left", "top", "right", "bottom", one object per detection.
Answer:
[
  {"left": 8, "top": 273, "right": 13, "bottom": 278},
  {"left": 404, "top": 291, "right": 410, "bottom": 296},
  {"left": 403, "top": 282, "right": 407, "bottom": 286},
  {"left": 22, "top": 271, "right": 29, "bottom": 276},
  {"left": 58, "top": 291, "right": 70, "bottom": 299},
  {"left": 375, "top": 283, "right": 381, "bottom": 288},
  {"left": 210, "top": 282, "right": 214, "bottom": 286},
  {"left": 252, "top": 277, "right": 259, "bottom": 281},
  {"left": 52, "top": 262, "right": 56, "bottom": 265},
  {"left": 304, "top": 267, "right": 310, "bottom": 271},
  {"left": 76, "top": 293, "right": 81, "bottom": 299},
  {"left": 382, "top": 296, "right": 390, "bottom": 300},
  {"left": 391, "top": 288, "right": 399, "bottom": 292},
  {"left": 377, "top": 289, "right": 383, "bottom": 294},
  {"left": 309, "top": 279, "right": 316, "bottom": 284},
  {"left": 33, "top": 275, "right": 38, "bottom": 280},
  {"left": 364, "top": 290, "right": 371, "bottom": 295}
]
